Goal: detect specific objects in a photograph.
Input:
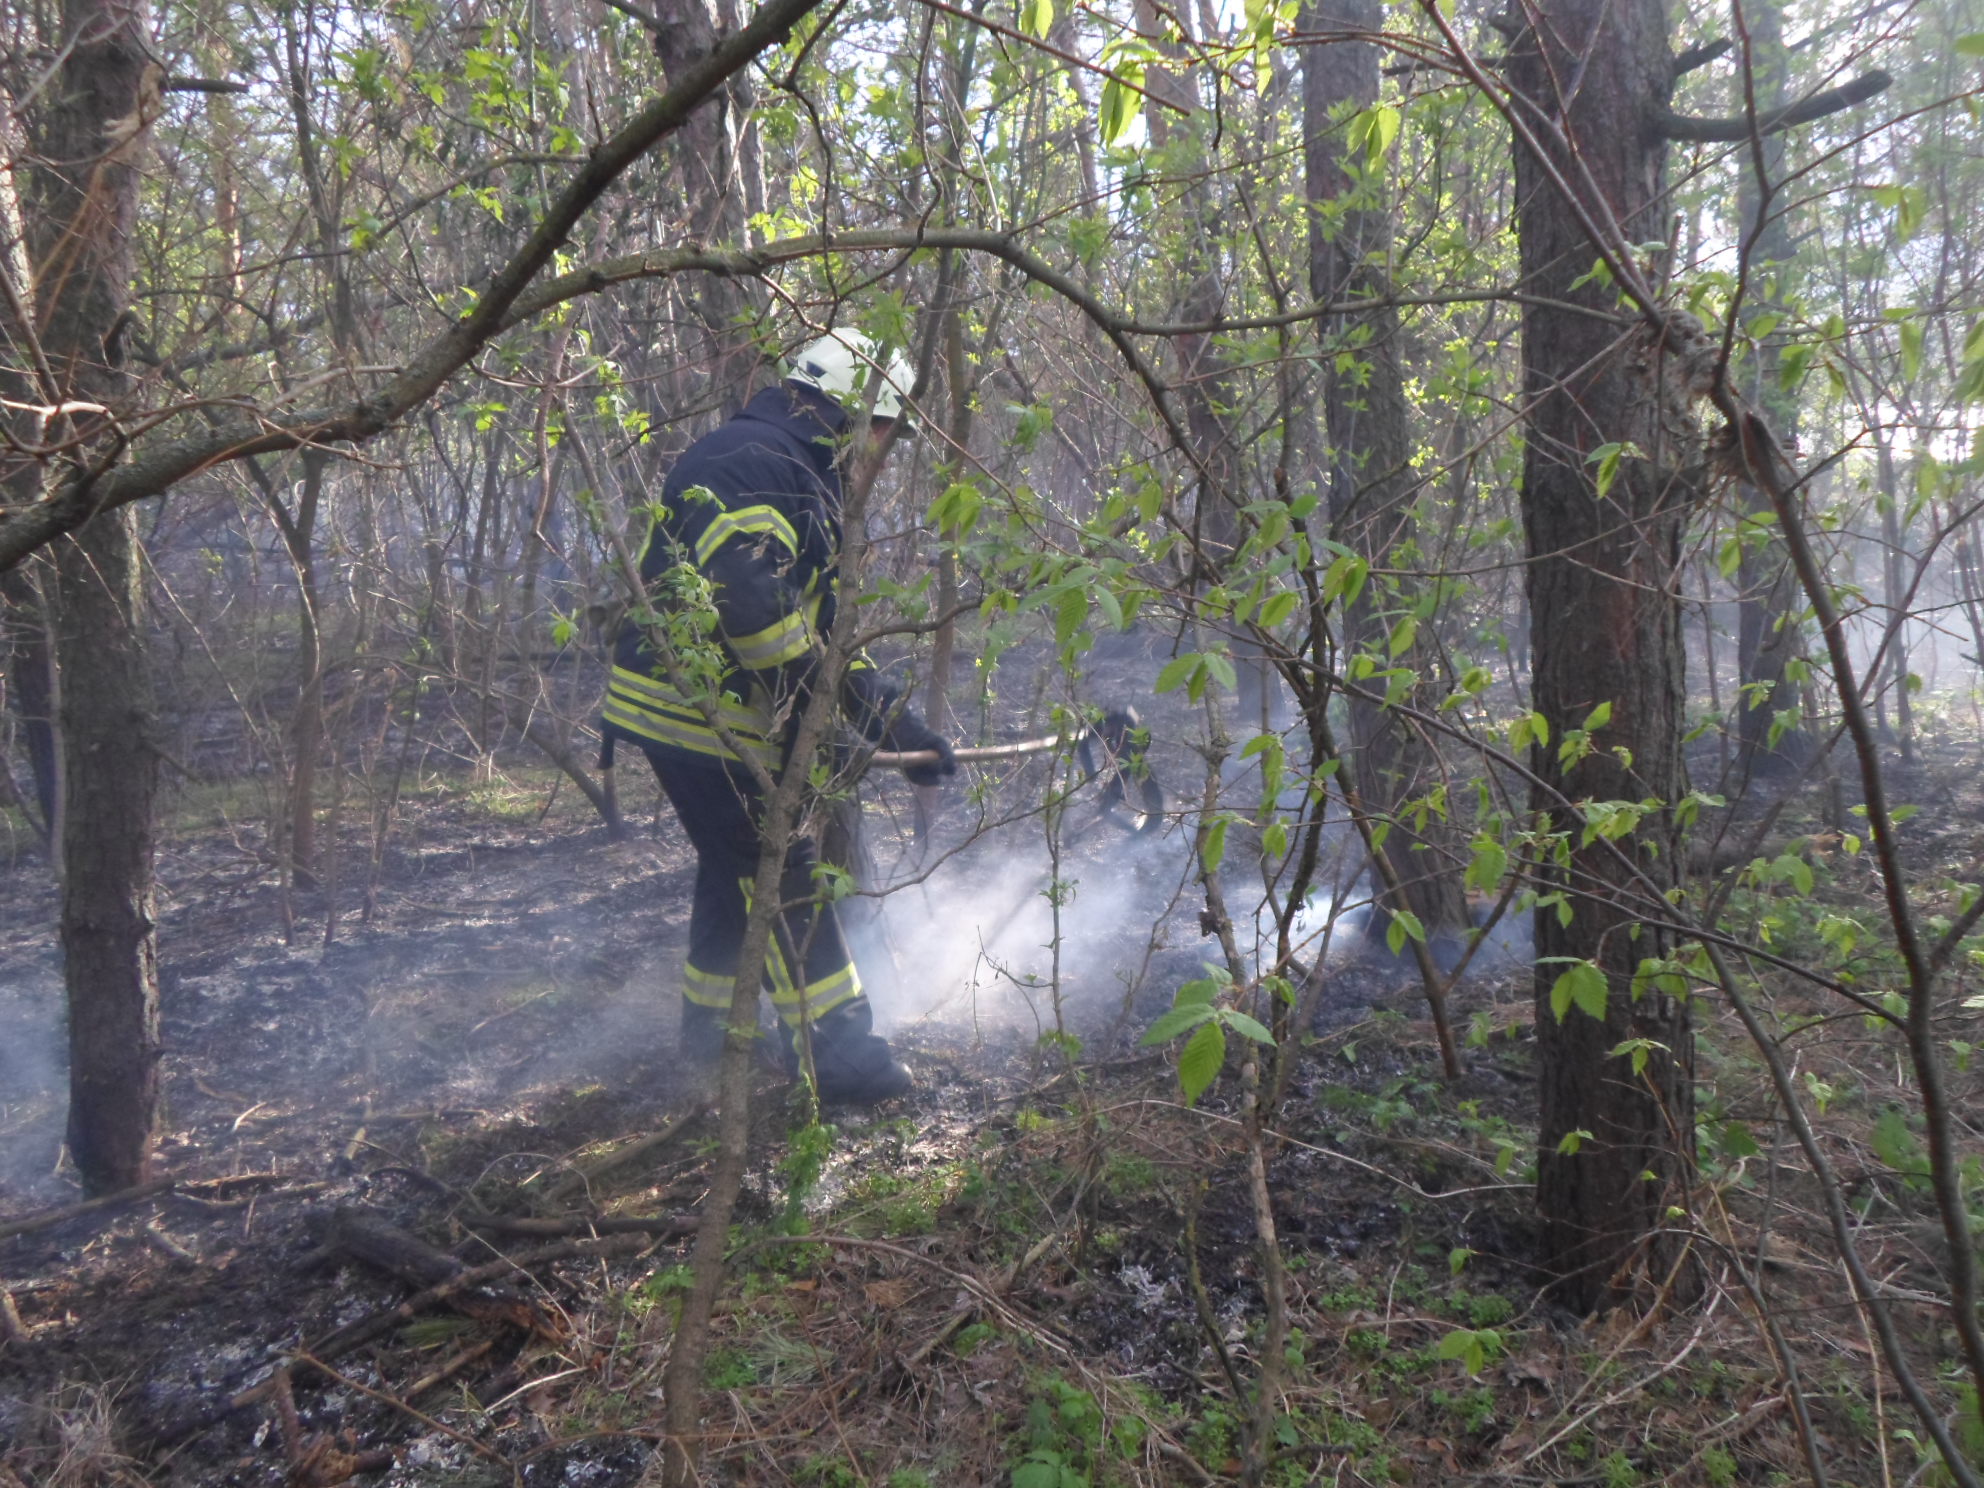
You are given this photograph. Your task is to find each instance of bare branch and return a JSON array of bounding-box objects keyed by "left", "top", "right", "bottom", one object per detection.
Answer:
[
  {"left": 599, "top": 0, "right": 666, "bottom": 30},
  {"left": 0, "top": 0, "right": 827, "bottom": 573},
  {"left": 1670, "top": 38, "right": 1732, "bottom": 77},
  {"left": 164, "top": 76, "right": 249, "bottom": 94},
  {"left": 1655, "top": 68, "right": 1891, "bottom": 141}
]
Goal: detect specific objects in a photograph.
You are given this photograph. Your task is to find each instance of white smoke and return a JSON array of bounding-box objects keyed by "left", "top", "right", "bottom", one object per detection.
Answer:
[
  {"left": 0, "top": 967, "right": 66, "bottom": 1192},
  {"left": 852, "top": 809, "right": 1196, "bottom": 1047}
]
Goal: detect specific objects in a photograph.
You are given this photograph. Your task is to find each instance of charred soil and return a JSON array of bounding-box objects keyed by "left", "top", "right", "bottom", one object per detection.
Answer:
[{"left": 2, "top": 730, "right": 1977, "bottom": 1485}]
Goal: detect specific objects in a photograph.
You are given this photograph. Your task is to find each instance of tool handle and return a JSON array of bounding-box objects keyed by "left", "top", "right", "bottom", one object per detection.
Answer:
[{"left": 868, "top": 732, "right": 1075, "bottom": 767}]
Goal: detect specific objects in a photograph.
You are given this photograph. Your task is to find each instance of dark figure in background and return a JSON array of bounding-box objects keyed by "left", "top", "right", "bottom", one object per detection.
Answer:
[{"left": 603, "top": 331, "right": 954, "bottom": 1104}]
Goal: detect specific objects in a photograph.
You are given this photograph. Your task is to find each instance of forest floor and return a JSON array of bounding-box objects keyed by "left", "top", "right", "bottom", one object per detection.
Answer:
[{"left": 1, "top": 719, "right": 1978, "bottom": 1487}]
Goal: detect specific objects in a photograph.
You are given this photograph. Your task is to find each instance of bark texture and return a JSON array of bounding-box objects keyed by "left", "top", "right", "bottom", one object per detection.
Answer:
[
  {"left": 1510, "top": 0, "right": 1697, "bottom": 1310},
  {"left": 28, "top": 0, "right": 162, "bottom": 1193},
  {"left": 1731, "top": 0, "right": 1812, "bottom": 783},
  {"left": 1304, "top": 0, "right": 1467, "bottom": 937}
]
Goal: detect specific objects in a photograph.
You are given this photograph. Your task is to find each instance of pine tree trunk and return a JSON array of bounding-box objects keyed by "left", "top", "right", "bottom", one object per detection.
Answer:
[
  {"left": 55, "top": 507, "right": 160, "bottom": 1191},
  {"left": 30, "top": 0, "right": 162, "bottom": 1194},
  {"left": 1510, "top": 0, "right": 1698, "bottom": 1311}
]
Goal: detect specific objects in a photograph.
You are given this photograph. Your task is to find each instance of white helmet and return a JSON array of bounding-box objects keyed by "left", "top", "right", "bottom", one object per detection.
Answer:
[{"left": 785, "top": 329, "right": 914, "bottom": 422}]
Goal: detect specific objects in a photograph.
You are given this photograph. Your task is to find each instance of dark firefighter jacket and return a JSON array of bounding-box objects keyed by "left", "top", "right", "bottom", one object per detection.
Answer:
[{"left": 603, "top": 383, "right": 895, "bottom": 769}]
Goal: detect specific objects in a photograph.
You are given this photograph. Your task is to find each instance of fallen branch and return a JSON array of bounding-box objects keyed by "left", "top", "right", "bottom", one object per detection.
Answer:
[
  {"left": 148, "top": 1233, "right": 646, "bottom": 1447},
  {"left": 459, "top": 1209, "right": 696, "bottom": 1240},
  {"left": 294, "top": 1351, "right": 519, "bottom": 1485},
  {"left": 0, "top": 1177, "right": 177, "bottom": 1240},
  {"left": 539, "top": 1112, "right": 701, "bottom": 1203},
  {"left": 0, "top": 1288, "right": 26, "bottom": 1346},
  {"left": 321, "top": 1207, "right": 562, "bottom": 1340},
  {"left": 402, "top": 1336, "right": 501, "bottom": 1400}
]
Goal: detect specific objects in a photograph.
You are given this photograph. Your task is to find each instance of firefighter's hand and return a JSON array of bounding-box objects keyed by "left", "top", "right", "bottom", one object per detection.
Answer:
[{"left": 885, "top": 713, "right": 956, "bottom": 787}]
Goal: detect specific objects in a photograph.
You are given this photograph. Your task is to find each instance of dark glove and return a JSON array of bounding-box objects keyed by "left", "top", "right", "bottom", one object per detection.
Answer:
[{"left": 884, "top": 710, "right": 956, "bottom": 787}]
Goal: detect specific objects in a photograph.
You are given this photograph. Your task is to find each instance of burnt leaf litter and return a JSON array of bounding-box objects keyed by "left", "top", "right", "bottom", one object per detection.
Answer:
[{"left": 4, "top": 728, "right": 1973, "bottom": 1486}]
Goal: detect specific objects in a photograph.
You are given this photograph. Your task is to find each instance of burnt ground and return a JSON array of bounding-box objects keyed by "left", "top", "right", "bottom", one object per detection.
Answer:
[{"left": 3, "top": 709, "right": 1979, "bottom": 1484}]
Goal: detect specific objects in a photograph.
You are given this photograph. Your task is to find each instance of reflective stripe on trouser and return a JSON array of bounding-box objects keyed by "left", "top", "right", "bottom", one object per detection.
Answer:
[
  {"left": 682, "top": 963, "right": 734, "bottom": 1010},
  {"left": 644, "top": 745, "right": 864, "bottom": 1028}
]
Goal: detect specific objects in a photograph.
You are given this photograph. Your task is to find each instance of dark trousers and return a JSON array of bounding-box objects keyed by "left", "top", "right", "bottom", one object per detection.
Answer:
[{"left": 642, "top": 747, "right": 863, "bottom": 1027}]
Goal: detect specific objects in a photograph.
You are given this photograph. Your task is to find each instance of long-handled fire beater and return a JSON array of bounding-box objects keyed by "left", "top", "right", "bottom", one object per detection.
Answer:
[{"left": 868, "top": 705, "right": 1165, "bottom": 837}]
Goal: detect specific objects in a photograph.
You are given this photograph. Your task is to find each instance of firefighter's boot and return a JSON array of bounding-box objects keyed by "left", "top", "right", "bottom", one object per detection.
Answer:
[{"left": 801, "top": 999, "right": 912, "bottom": 1106}]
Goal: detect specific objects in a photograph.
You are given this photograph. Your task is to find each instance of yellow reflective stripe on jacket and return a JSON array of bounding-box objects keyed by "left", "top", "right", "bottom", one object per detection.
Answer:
[
  {"left": 727, "top": 610, "right": 813, "bottom": 670},
  {"left": 601, "top": 697, "right": 780, "bottom": 768},
  {"left": 604, "top": 669, "right": 782, "bottom": 768},
  {"left": 693, "top": 504, "right": 799, "bottom": 567},
  {"left": 609, "top": 666, "right": 771, "bottom": 731}
]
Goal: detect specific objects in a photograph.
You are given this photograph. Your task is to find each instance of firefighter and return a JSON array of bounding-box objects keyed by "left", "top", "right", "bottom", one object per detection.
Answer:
[{"left": 603, "top": 330, "right": 954, "bottom": 1105}]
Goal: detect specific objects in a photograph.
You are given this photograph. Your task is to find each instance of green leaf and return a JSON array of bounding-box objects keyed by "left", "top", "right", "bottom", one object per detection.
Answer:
[
  {"left": 1387, "top": 614, "right": 1418, "bottom": 659},
  {"left": 1772, "top": 852, "right": 1814, "bottom": 896},
  {"left": 1322, "top": 552, "right": 1369, "bottom": 605},
  {"left": 1012, "top": 1455, "right": 1069, "bottom": 1488},
  {"left": 1466, "top": 835, "right": 1507, "bottom": 893},
  {"left": 1155, "top": 654, "right": 1197, "bottom": 694},
  {"left": 1718, "top": 1120, "right": 1761, "bottom": 1159},
  {"left": 1054, "top": 586, "right": 1088, "bottom": 648},
  {"left": 1220, "top": 1010, "right": 1275, "bottom": 1044},
  {"left": 1588, "top": 441, "right": 1624, "bottom": 498},
  {"left": 1779, "top": 343, "right": 1814, "bottom": 392},
  {"left": 1200, "top": 815, "right": 1230, "bottom": 874},
  {"left": 1549, "top": 961, "right": 1608, "bottom": 1023},
  {"left": 1434, "top": 1327, "right": 1499, "bottom": 1377},
  {"left": 1956, "top": 33, "right": 1984, "bottom": 56},
  {"left": 1019, "top": 0, "right": 1054, "bottom": 38},
  {"left": 1353, "top": 103, "right": 1401, "bottom": 170},
  {"left": 1872, "top": 1107, "right": 1926, "bottom": 1179},
  {"left": 1140, "top": 1004, "right": 1214, "bottom": 1045},
  {"left": 1177, "top": 1019, "right": 1226, "bottom": 1105},
  {"left": 1582, "top": 700, "right": 1612, "bottom": 732},
  {"left": 1099, "top": 74, "right": 1141, "bottom": 145},
  {"left": 1900, "top": 318, "right": 1924, "bottom": 381},
  {"left": 1385, "top": 909, "right": 1425, "bottom": 957},
  {"left": 1257, "top": 590, "right": 1299, "bottom": 630}
]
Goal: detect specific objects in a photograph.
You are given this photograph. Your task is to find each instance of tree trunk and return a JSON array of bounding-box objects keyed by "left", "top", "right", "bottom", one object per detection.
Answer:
[
  {"left": 1877, "top": 436, "right": 1914, "bottom": 763},
  {"left": 1731, "top": 0, "right": 1813, "bottom": 784},
  {"left": 1, "top": 559, "right": 59, "bottom": 841},
  {"left": 55, "top": 508, "right": 160, "bottom": 1191},
  {"left": 1304, "top": 0, "right": 1468, "bottom": 938},
  {"left": 1510, "top": 0, "right": 1697, "bottom": 1311},
  {"left": 26, "top": 0, "right": 161, "bottom": 1194},
  {"left": 650, "top": 0, "right": 766, "bottom": 414},
  {"left": 284, "top": 451, "right": 327, "bottom": 890}
]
